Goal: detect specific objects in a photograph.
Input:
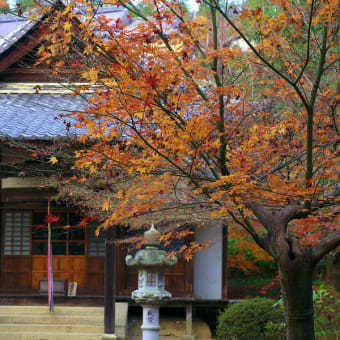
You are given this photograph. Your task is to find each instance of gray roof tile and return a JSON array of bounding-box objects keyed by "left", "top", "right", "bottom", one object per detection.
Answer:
[
  {"left": 0, "top": 5, "right": 131, "bottom": 56},
  {"left": 0, "top": 93, "right": 87, "bottom": 138},
  {"left": 0, "top": 10, "right": 41, "bottom": 55}
]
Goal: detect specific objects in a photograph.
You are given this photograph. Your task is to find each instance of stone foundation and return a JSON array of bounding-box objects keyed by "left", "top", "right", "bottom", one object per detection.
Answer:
[{"left": 128, "top": 316, "right": 212, "bottom": 339}]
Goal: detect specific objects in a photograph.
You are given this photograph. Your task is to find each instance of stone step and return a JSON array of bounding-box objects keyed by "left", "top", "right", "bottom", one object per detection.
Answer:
[
  {"left": 0, "top": 331, "right": 103, "bottom": 340},
  {"left": 0, "top": 323, "right": 103, "bottom": 333},
  {"left": 0, "top": 306, "right": 104, "bottom": 316},
  {"left": 0, "top": 314, "right": 103, "bottom": 325}
]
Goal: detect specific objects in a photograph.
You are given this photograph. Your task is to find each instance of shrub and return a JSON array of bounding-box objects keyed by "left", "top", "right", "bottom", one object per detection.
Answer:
[
  {"left": 313, "top": 286, "right": 340, "bottom": 339},
  {"left": 216, "top": 297, "right": 285, "bottom": 340}
]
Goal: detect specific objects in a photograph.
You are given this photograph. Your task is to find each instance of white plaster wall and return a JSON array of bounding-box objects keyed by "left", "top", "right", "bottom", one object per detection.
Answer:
[
  {"left": 1, "top": 177, "right": 42, "bottom": 188},
  {"left": 193, "top": 221, "right": 223, "bottom": 299}
]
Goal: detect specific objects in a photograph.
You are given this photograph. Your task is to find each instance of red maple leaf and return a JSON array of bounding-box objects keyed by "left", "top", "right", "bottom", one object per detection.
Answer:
[
  {"left": 44, "top": 214, "right": 60, "bottom": 224},
  {"left": 145, "top": 74, "right": 159, "bottom": 87},
  {"left": 78, "top": 216, "right": 90, "bottom": 227}
]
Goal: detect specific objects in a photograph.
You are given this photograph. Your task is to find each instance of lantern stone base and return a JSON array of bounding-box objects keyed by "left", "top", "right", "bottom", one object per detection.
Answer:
[{"left": 102, "top": 334, "right": 123, "bottom": 340}]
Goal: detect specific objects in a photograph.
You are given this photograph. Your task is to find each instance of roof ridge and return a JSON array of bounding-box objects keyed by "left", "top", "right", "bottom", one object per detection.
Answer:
[{"left": 0, "top": 82, "right": 87, "bottom": 94}]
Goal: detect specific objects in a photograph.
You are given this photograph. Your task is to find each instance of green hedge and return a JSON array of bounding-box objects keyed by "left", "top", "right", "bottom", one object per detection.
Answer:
[{"left": 216, "top": 297, "right": 285, "bottom": 340}]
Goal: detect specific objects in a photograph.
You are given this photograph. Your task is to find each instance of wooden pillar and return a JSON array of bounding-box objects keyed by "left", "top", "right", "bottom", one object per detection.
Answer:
[
  {"left": 0, "top": 149, "right": 2, "bottom": 284},
  {"left": 183, "top": 303, "right": 196, "bottom": 340},
  {"left": 104, "top": 227, "right": 116, "bottom": 334},
  {"left": 222, "top": 223, "right": 228, "bottom": 299},
  {"left": 185, "top": 303, "right": 193, "bottom": 336}
]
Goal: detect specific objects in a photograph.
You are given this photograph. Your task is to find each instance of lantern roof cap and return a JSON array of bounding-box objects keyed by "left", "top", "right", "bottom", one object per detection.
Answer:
[
  {"left": 144, "top": 224, "right": 161, "bottom": 248},
  {"left": 125, "top": 224, "right": 177, "bottom": 269}
]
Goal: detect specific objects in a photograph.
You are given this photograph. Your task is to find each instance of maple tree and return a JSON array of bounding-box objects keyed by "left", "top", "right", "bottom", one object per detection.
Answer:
[
  {"left": 28, "top": 0, "right": 340, "bottom": 338},
  {"left": 0, "top": 0, "right": 8, "bottom": 9}
]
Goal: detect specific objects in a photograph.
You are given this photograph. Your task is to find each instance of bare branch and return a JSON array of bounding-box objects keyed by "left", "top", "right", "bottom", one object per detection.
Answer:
[
  {"left": 242, "top": 198, "right": 273, "bottom": 231},
  {"left": 227, "top": 209, "right": 270, "bottom": 253},
  {"left": 294, "top": 0, "right": 315, "bottom": 85},
  {"left": 312, "top": 230, "right": 340, "bottom": 265},
  {"left": 276, "top": 204, "right": 308, "bottom": 225}
]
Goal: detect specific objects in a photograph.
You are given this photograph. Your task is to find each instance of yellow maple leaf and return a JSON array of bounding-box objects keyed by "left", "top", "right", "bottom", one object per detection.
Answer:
[
  {"left": 82, "top": 68, "right": 98, "bottom": 83},
  {"left": 84, "top": 44, "right": 93, "bottom": 55},
  {"left": 28, "top": 12, "right": 39, "bottom": 22},
  {"left": 102, "top": 199, "right": 110, "bottom": 211},
  {"left": 89, "top": 165, "right": 97, "bottom": 174},
  {"left": 37, "top": 45, "right": 46, "bottom": 56},
  {"left": 95, "top": 227, "right": 100, "bottom": 237},
  {"left": 49, "top": 156, "right": 58, "bottom": 164},
  {"left": 63, "top": 21, "right": 72, "bottom": 32}
]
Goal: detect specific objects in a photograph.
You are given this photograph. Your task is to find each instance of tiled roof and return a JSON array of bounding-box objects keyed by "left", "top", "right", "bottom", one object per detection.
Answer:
[
  {"left": 0, "top": 11, "right": 40, "bottom": 55},
  {"left": 0, "top": 5, "right": 131, "bottom": 56},
  {"left": 0, "top": 93, "right": 87, "bottom": 138}
]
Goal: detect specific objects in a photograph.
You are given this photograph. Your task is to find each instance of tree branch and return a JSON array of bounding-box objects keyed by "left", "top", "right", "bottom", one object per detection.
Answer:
[
  {"left": 275, "top": 204, "right": 308, "bottom": 226},
  {"left": 312, "top": 229, "right": 340, "bottom": 265},
  {"left": 294, "top": 0, "right": 315, "bottom": 85},
  {"left": 206, "top": 0, "right": 311, "bottom": 112},
  {"left": 227, "top": 209, "right": 270, "bottom": 253},
  {"left": 242, "top": 198, "right": 273, "bottom": 231}
]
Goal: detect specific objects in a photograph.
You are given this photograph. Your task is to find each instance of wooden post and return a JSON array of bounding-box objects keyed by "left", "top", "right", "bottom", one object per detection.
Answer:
[
  {"left": 183, "top": 303, "right": 196, "bottom": 340},
  {"left": 185, "top": 303, "right": 193, "bottom": 336},
  {"left": 0, "top": 149, "right": 2, "bottom": 283},
  {"left": 104, "top": 227, "right": 116, "bottom": 334}
]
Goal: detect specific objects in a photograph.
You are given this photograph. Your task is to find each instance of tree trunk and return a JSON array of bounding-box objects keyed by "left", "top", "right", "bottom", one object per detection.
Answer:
[
  {"left": 279, "top": 263, "right": 315, "bottom": 340},
  {"left": 327, "top": 248, "right": 340, "bottom": 293}
]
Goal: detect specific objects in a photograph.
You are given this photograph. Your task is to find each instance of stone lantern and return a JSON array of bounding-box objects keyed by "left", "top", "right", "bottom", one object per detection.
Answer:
[{"left": 125, "top": 225, "right": 177, "bottom": 340}]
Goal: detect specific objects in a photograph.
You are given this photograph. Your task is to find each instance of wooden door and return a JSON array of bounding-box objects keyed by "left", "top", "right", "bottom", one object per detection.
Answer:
[
  {"left": 32, "top": 255, "right": 86, "bottom": 288},
  {"left": 31, "top": 211, "right": 87, "bottom": 289},
  {"left": 1, "top": 211, "right": 31, "bottom": 289}
]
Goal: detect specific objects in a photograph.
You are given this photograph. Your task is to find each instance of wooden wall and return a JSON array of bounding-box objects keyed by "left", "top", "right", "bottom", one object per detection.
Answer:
[
  {"left": 0, "top": 220, "right": 193, "bottom": 296},
  {"left": 1, "top": 255, "right": 31, "bottom": 289},
  {"left": 0, "top": 186, "right": 194, "bottom": 295},
  {"left": 86, "top": 256, "right": 104, "bottom": 293}
]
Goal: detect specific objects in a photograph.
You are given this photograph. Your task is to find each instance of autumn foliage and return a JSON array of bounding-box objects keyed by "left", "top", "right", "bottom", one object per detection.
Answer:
[
  {"left": 0, "top": 0, "right": 9, "bottom": 9},
  {"left": 29, "top": 0, "right": 340, "bottom": 338},
  {"left": 35, "top": 0, "right": 338, "bottom": 225}
]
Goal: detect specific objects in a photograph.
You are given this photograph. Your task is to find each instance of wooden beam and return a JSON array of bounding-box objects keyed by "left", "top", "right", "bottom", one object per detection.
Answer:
[
  {"left": 104, "top": 227, "right": 116, "bottom": 334},
  {"left": 0, "top": 23, "right": 49, "bottom": 73}
]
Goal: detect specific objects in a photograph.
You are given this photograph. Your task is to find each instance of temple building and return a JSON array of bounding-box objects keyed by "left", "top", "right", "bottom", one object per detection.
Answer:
[{"left": 0, "top": 5, "right": 228, "bottom": 305}]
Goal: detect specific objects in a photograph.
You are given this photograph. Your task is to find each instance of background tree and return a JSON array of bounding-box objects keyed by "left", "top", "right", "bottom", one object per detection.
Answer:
[
  {"left": 34, "top": 0, "right": 340, "bottom": 338},
  {"left": 0, "top": 0, "right": 35, "bottom": 11},
  {"left": 0, "top": 0, "right": 8, "bottom": 9}
]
